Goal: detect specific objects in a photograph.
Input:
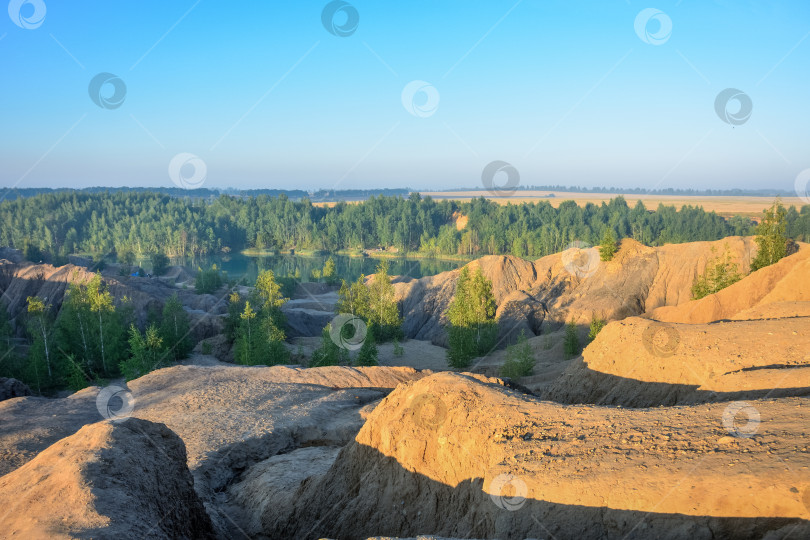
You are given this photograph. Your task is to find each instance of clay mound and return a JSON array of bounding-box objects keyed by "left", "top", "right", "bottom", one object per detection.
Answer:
[
  {"left": 544, "top": 316, "right": 810, "bottom": 407},
  {"left": 0, "top": 418, "right": 215, "bottom": 539},
  {"left": 649, "top": 245, "right": 810, "bottom": 324},
  {"left": 394, "top": 237, "right": 759, "bottom": 345},
  {"left": 261, "top": 372, "right": 810, "bottom": 539}
]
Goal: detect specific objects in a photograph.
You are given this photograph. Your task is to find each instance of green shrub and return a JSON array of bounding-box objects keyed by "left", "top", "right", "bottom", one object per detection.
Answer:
[
  {"left": 393, "top": 338, "right": 404, "bottom": 357},
  {"left": 563, "top": 320, "right": 580, "bottom": 358},
  {"left": 588, "top": 315, "right": 607, "bottom": 341},
  {"left": 201, "top": 341, "right": 213, "bottom": 355},
  {"left": 692, "top": 247, "right": 743, "bottom": 300},
  {"left": 355, "top": 329, "right": 378, "bottom": 366},
  {"left": 500, "top": 331, "right": 535, "bottom": 379},
  {"left": 151, "top": 251, "right": 169, "bottom": 275},
  {"left": 195, "top": 265, "right": 224, "bottom": 294}
]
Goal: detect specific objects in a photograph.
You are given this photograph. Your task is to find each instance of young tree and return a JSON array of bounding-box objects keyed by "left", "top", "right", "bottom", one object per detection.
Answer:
[
  {"left": 86, "top": 274, "right": 124, "bottom": 376},
  {"left": 151, "top": 251, "right": 170, "bottom": 276},
  {"left": 751, "top": 199, "right": 788, "bottom": 271},
  {"left": 24, "top": 296, "right": 56, "bottom": 392},
  {"left": 234, "top": 301, "right": 267, "bottom": 366},
  {"left": 588, "top": 314, "right": 607, "bottom": 341},
  {"left": 366, "top": 260, "right": 403, "bottom": 341},
  {"left": 337, "top": 276, "right": 370, "bottom": 318},
  {"left": 500, "top": 330, "right": 535, "bottom": 379},
  {"left": 355, "top": 326, "right": 378, "bottom": 366},
  {"left": 254, "top": 269, "right": 288, "bottom": 313},
  {"left": 194, "top": 265, "right": 224, "bottom": 294},
  {"left": 120, "top": 324, "right": 167, "bottom": 381},
  {"left": 599, "top": 229, "right": 618, "bottom": 261},
  {"left": 309, "top": 326, "right": 349, "bottom": 367},
  {"left": 26, "top": 296, "right": 53, "bottom": 380},
  {"left": 322, "top": 256, "right": 338, "bottom": 285},
  {"left": 692, "top": 247, "right": 743, "bottom": 299},
  {"left": 563, "top": 319, "right": 581, "bottom": 358},
  {"left": 159, "top": 293, "right": 192, "bottom": 361},
  {"left": 224, "top": 291, "right": 245, "bottom": 342},
  {"left": 445, "top": 266, "right": 498, "bottom": 368}
]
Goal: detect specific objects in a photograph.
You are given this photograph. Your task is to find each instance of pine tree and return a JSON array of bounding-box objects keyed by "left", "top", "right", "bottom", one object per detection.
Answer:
[
  {"left": 599, "top": 229, "right": 618, "bottom": 261},
  {"left": 160, "top": 293, "right": 192, "bottom": 361},
  {"left": 563, "top": 319, "right": 581, "bottom": 358},
  {"left": 355, "top": 326, "right": 378, "bottom": 366},
  {"left": 151, "top": 251, "right": 169, "bottom": 275},
  {"left": 309, "top": 326, "right": 348, "bottom": 367},
  {"left": 235, "top": 301, "right": 267, "bottom": 365},
  {"left": 120, "top": 324, "right": 167, "bottom": 381},
  {"left": 751, "top": 199, "right": 788, "bottom": 271}
]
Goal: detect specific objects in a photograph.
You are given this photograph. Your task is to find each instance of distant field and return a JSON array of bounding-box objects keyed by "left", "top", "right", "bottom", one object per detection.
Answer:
[{"left": 418, "top": 191, "right": 805, "bottom": 218}]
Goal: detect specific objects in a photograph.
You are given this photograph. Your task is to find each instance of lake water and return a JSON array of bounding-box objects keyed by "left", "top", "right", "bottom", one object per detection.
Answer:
[{"left": 170, "top": 253, "right": 464, "bottom": 284}]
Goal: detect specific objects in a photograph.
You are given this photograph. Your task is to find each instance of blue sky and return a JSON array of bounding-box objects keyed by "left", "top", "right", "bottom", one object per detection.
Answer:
[{"left": 1, "top": 0, "right": 808, "bottom": 191}]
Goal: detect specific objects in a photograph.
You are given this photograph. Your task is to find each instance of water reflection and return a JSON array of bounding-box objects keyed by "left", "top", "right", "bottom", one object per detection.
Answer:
[{"left": 170, "top": 253, "right": 463, "bottom": 284}]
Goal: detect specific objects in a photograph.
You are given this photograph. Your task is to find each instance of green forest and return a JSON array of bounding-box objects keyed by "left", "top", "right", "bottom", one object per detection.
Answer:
[{"left": 3, "top": 191, "right": 809, "bottom": 262}]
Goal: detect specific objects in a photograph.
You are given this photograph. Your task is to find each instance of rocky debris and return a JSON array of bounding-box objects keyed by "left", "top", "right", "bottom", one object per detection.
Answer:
[
  {"left": 0, "top": 377, "right": 30, "bottom": 401},
  {"left": 544, "top": 316, "right": 810, "bottom": 407},
  {"left": 394, "top": 237, "right": 764, "bottom": 345},
  {"left": 0, "top": 418, "right": 216, "bottom": 539},
  {"left": 262, "top": 372, "right": 810, "bottom": 539}
]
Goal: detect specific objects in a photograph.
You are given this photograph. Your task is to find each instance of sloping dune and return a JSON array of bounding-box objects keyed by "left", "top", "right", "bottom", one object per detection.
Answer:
[{"left": 259, "top": 372, "right": 810, "bottom": 539}]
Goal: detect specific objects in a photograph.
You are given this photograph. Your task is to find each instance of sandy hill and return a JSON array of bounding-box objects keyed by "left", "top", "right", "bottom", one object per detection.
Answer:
[
  {"left": 0, "top": 365, "right": 428, "bottom": 537},
  {"left": 394, "top": 236, "right": 760, "bottom": 346},
  {"left": 0, "top": 418, "right": 216, "bottom": 539},
  {"left": 649, "top": 245, "right": 810, "bottom": 323},
  {"left": 255, "top": 372, "right": 810, "bottom": 539}
]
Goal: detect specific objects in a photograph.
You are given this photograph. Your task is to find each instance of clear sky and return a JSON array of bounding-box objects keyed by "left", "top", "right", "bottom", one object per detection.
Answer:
[{"left": 1, "top": 0, "right": 808, "bottom": 192}]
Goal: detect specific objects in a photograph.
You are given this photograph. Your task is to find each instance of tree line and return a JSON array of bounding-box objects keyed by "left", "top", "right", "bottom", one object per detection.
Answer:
[{"left": 4, "top": 191, "right": 809, "bottom": 262}]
